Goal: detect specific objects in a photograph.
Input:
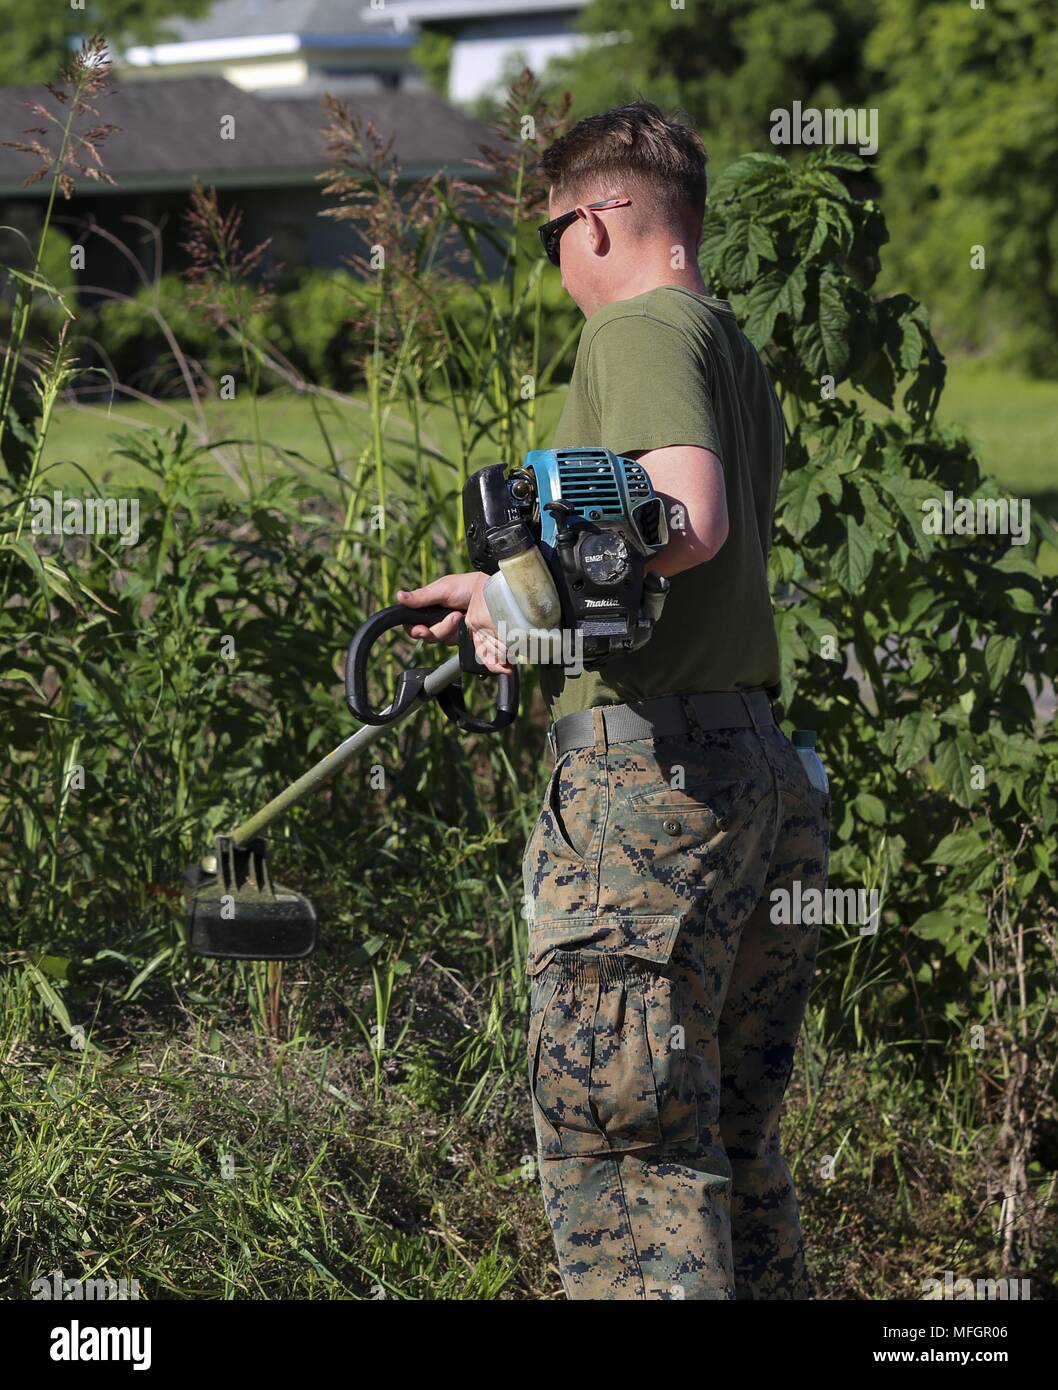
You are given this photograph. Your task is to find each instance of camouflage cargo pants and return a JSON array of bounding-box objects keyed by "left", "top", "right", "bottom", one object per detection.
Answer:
[{"left": 522, "top": 712, "right": 829, "bottom": 1300}]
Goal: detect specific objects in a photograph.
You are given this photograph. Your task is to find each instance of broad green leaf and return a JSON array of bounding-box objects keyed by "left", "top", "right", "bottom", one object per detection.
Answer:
[
  {"left": 774, "top": 608, "right": 809, "bottom": 702},
  {"left": 806, "top": 169, "right": 853, "bottom": 201},
  {"left": 745, "top": 221, "right": 776, "bottom": 261},
  {"left": 818, "top": 269, "right": 850, "bottom": 377},
  {"left": 709, "top": 152, "right": 787, "bottom": 201},
  {"left": 817, "top": 458, "right": 845, "bottom": 500},
  {"left": 875, "top": 471, "right": 939, "bottom": 557},
  {"left": 1006, "top": 587, "right": 1037, "bottom": 614},
  {"left": 855, "top": 477, "right": 894, "bottom": 539},
  {"left": 992, "top": 549, "right": 1038, "bottom": 578},
  {"left": 1018, "top": 869, "right": 1040, "bottom": 896},
  {"left": 912, "top": 909, "right": 957, "bottom": 943},
  {"left": 32, "top": 954, "right": 72, "bottom": 981},
  {"left": 935, "top": 738, "right": 978, "bottom": 808},
  {"left": 906, "top": 585, "right": 942, "bottom": 626},
  {"left": 854, "top": 792, "right": 886, "bottom": 826},
  {"left": 768, "top": 543, "right": 799, "bottom": 584},
  {"left": 895, "top": 709, "right": 940, "bottom": 771},
  {"left": 984, "top": 635, "right": 1016, "bottom": 688},
  {"left": 832, "top": 515, "right": 877, "bottom": 591},
  {"left": 813, "top": 148, "right": 868, "bottom": 173},
  {"left": 743, "top": 267, "right": 806, "bottom": 345},
  {"left": 899, "top": 316, "right": 923, "bottom": 374},
  {"left": 805, "top": 214, "right": 829, "bottom": 260},
  {"left": 780, "top": 466, "right": 823, "bottom": 540},
  {"left": 928, "top": 829, "right": 988, "bottom": 866}
]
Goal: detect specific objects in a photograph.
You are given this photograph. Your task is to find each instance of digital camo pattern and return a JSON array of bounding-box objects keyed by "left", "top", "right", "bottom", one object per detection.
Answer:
[{"left": 522, "top": 719, "right": 829, "bottom": 1300}]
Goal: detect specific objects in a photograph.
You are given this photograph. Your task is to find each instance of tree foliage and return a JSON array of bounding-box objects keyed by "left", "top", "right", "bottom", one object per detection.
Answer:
[
  {"left": 0, "top": 0, "right": 209, "bottom": 85},
  {"left": 548, "top": 0, "right": 876, "bottom": 170},
  {"left": 867, "top": 0, "right": 1058, "bottom": 374},
  {"left": 546, "top": 0, "right": 1058, "bottom": 375}
]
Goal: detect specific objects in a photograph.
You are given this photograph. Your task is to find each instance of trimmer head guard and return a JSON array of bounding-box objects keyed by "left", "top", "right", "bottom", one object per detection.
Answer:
[{"left": 185, "top": 835, "right": 318, "bottom": 960}]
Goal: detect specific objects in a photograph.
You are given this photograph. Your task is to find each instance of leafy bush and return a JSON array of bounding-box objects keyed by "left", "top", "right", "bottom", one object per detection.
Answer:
[{"left": 700, "top": 148, "right": 1058, "bottom": 1260}]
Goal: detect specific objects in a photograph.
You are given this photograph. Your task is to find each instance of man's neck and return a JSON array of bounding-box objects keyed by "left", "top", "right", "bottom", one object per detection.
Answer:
[{"left": 599, "top": 252, "right": 709, "bottom": 311}]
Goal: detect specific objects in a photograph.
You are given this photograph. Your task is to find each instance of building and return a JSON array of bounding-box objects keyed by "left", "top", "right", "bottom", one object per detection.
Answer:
[
  {"left": 0, "top": 1, "right": 580, "bottom": 301},
  {"left": 360, "top": 0, "right": 591, "bottom": 105},
  {"left": 120, "top": 0, "right": 420, "bottom": 96},
  {"left": 0, "top": 74, "right": 494, "bottom": 300}
]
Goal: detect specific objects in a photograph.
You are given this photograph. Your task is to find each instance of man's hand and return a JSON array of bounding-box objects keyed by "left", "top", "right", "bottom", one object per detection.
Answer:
[
  {"left": 396, "top": 572, "right": 513, "bottom": 675},
  {"left": 396, "top": 572, "right": 477, "bottom": 643}
]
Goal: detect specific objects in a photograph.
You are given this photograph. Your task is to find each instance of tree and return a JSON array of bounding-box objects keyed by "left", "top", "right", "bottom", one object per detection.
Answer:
[
  {"left": 542, "top": 0, "right": 1058, "bottom": 379},
  {"left": 867, "top": 0, "right": 1058, "bottom": 376},
  {"left": 0, "top": 0, "right": 209, "bottom": 85},
  {"left": 544, "top": 0, "right": 876, "bottom": 171}
]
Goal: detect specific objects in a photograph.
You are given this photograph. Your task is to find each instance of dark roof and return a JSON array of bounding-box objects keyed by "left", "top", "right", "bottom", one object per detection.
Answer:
[
  {"left": 266, "top": 88, "right": 494, "bottom": 170},
  {"left": 0, "top": 76, "right": 493, "bottom": 195}
]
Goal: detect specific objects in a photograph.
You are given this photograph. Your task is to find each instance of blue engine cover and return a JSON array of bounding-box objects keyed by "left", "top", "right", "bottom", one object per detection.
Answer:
[{"left": 524, "top": 447, "right": 668, "bottom": 557}]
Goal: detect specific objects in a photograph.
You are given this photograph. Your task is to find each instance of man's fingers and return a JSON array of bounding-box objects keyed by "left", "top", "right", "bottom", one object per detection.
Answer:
[
  {"left": 396, "top": 578, "right": 478, "bottom": 642},
  {"left": 396, "top": 582, "right": 447, "bottom": 607},
  {"left": 472, "top": 629, "right": 513, "bottom": 675},
  {"left": 406, "top": 610, "right": 462, "bottom": 643},
  {"left": 396, "top": 575, "right": 475, "bottom": 611}
]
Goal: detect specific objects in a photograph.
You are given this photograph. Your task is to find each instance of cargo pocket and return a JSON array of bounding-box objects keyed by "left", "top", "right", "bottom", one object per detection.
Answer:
[
  {"left": 597, "top": 775, "right": 750, "bottom": 918},
  {"left": 525, "top": 915, "right": 700, "bottom": 1159},
  {"left": 624, "top": 776, "right": 747, "bottom": 838}
]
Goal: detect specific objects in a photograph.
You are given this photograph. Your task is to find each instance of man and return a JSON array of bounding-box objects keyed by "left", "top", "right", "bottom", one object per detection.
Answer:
[{"left": 397, "top": 101, "right": 829, "bottom": 1300}]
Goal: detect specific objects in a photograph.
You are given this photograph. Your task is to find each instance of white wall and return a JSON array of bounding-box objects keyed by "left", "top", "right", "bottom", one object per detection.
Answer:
[{"left": 448, "top": 30, "right": 591, "bottom": 104}]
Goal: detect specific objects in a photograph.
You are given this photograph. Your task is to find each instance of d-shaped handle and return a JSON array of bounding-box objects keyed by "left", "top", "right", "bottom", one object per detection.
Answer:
[
  {"left": 345, "top": 603, "right": 519, "bottom": 732},
  {"left": 345, "top": 603, "right": 449, "bottom": 725}
]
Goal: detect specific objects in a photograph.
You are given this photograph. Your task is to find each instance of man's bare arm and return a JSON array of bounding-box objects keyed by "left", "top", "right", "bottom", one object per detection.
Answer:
[{"left": 629, "top": 445, "right": 729, "bottom": 577}]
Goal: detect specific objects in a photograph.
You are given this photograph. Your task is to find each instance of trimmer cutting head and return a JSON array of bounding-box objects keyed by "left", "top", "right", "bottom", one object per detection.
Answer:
[{"left": 184, "top": 835, "right": 318, "bottom": 960}]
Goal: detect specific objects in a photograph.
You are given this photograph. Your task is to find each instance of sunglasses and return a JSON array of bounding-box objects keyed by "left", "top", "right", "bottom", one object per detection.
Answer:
[{"left": 537, "top": 197, "right": 633, "bottom": 267}]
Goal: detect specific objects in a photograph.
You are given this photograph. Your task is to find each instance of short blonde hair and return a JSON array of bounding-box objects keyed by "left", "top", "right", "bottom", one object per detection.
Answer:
[{"left": 540, "top": 100, "right": 707, "bottom": 236}]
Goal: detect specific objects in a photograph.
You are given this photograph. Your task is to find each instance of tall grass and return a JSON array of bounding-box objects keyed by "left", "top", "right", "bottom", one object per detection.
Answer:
[
  {"left": 1, "top": 45, "right": 1053, "bottom": 1297},
  {"left": 0, "top": 51, "right": 571, "bottom": 1299}
]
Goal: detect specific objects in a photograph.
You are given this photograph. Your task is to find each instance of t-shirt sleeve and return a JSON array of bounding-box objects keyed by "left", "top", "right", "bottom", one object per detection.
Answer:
[{"left": 584, "top": 313, "right": 723, "bottom": 461}]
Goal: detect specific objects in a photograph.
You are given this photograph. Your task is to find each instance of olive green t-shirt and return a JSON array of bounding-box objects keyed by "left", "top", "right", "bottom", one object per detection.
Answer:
[{"left": 541, "top": 284, "right": 783, "bottom": 719}]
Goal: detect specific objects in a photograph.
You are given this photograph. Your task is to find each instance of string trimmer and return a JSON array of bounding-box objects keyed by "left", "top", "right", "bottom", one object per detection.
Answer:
[{"left": 183, "top": 447, "right": 670, "bottom": 961}]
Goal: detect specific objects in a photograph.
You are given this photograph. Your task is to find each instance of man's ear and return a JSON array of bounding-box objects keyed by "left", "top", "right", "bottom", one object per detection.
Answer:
[{"left": 578, "top": 205, "right": 609, "bottom": 257}]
